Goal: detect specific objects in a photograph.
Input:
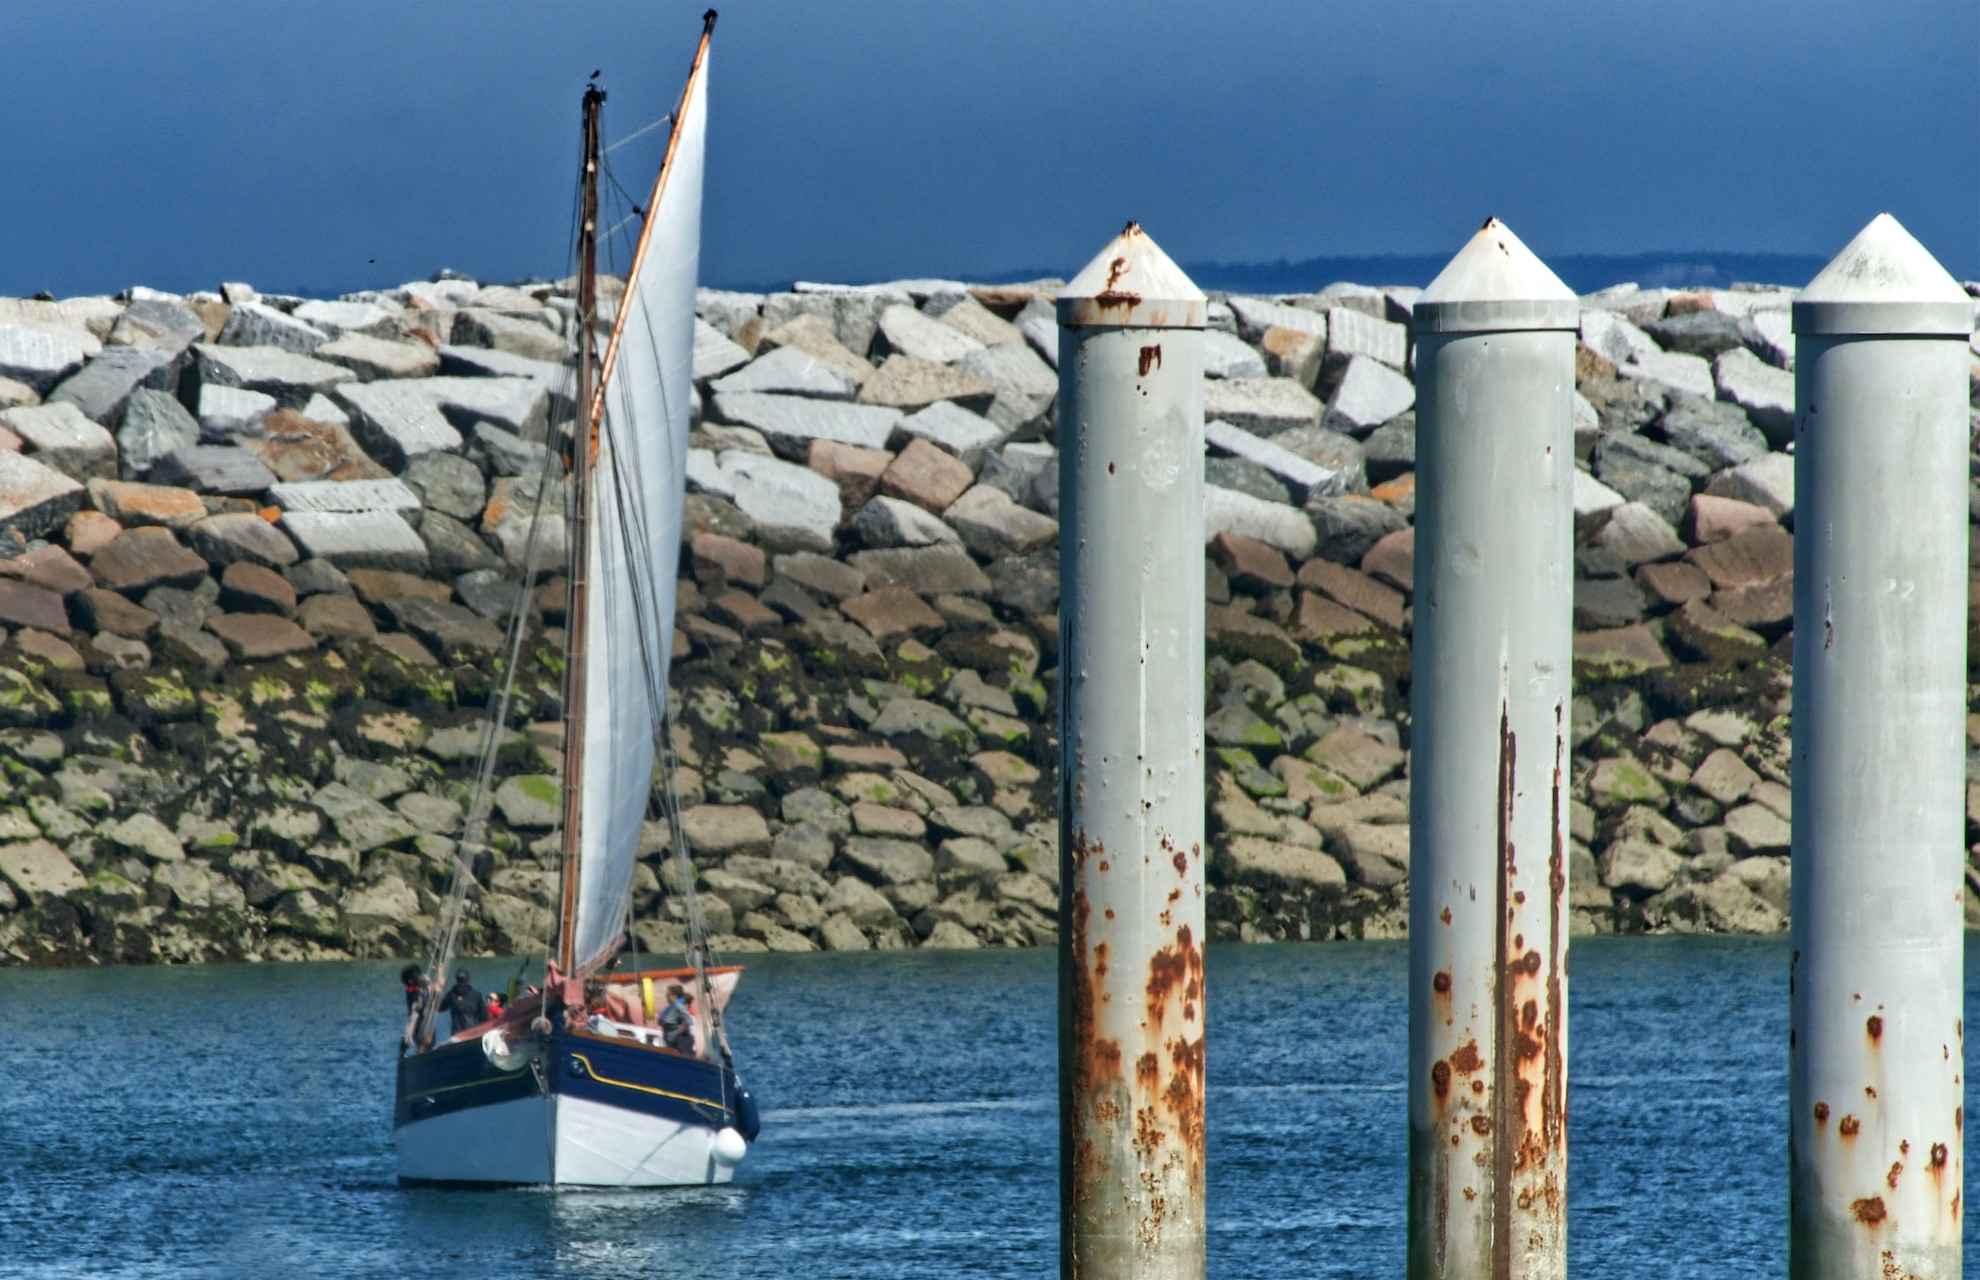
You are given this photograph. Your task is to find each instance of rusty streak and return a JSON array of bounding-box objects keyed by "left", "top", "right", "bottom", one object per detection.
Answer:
[
  {"left": 1546, "top": 702, "right": 1566, "bottom": 1155},
  {"left": 1137, "top": 345, "right": 1162, "bottom": 377},
  {"left": 1491, "top": 702, "right": 1517, "bottom": 1280}
]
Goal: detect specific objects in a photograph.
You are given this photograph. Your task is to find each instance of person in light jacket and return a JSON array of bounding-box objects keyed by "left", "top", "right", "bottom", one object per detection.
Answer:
[{"left": 658, "top": 984, "right": 696, "bottom": 1055}]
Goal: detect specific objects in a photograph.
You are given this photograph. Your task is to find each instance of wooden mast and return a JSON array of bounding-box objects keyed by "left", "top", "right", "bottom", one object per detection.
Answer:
[{"left": 554, "top": 84, "right": 606, "bottom": 976}]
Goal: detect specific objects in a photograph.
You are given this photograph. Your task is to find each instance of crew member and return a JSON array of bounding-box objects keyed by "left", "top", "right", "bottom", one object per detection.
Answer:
[
  {"left": 441, "top": 970, "right": 488, "bottom": 1037},
  {"left": 659, "top": 984, "right": 696, "bottom": 1055}
]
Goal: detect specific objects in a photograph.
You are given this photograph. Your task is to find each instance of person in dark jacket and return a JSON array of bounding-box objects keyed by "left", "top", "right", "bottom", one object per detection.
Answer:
[{"left": 441, "top": 970, "right": 488, "bottom": 1037}]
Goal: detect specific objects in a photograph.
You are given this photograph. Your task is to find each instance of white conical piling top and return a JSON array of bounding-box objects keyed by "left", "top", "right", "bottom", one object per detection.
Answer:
[
  {"left": 1058, "top": 222, "right": 1205, "bottom": 329},
  {"left": 1413, "top": 217, "right": 1579, "bottom": 334},
  {"left": 1795, "top": 212, "right": 1971, "bottom": 336}
]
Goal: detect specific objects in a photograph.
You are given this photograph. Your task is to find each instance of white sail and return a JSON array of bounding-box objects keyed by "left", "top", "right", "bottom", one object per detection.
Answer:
[{"left": 567, "top": 40, "right": 711, "bottom": 973}]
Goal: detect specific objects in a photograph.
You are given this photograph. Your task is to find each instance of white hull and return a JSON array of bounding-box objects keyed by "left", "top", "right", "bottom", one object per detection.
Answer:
[{"left": 396, "top": 1094, "right": 738, "bottom": 1187}]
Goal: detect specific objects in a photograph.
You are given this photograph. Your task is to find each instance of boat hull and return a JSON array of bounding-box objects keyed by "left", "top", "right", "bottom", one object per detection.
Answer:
[{"left": 394, "top": 1028, "right": 746, "bottom": 1187}]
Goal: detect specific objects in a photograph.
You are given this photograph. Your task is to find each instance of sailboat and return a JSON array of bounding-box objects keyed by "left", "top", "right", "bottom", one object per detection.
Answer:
[{"left": 392, "top": 10, "right": 760, "bottom": 1187}]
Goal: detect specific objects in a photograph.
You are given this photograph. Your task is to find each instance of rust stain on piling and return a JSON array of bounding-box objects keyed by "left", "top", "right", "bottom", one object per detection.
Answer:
[
  {"left": 1867, "top": 1015, "right": 1884, "bottom": 1042},
  {"left": 1138, "top": 345, "right": 1162, "bottom": 377},
  {"left": 1815, "top": 1102, "right": 1830, "bottom": 1124},
  {"left": 1852, "top": 1196, "right": 1888, "bottom": 1226},
  {"left": 1841, "top": 1114, "right": 1862, "bottom": 1138},
  {"left": 1145, "top": 924, "right": 1202, "bottom": 1031}
]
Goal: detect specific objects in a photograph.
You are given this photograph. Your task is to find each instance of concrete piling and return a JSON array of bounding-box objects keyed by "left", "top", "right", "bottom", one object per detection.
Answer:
[
  {"left": 1407, "top": 218, "right": 1579, "bottom": 1280},
  {"left": 1789, "top": 213, "right": 1971, "bottom": 1280},
  {"left": 1056, "top": 222, "right": 1208, "bottom": 1280}
]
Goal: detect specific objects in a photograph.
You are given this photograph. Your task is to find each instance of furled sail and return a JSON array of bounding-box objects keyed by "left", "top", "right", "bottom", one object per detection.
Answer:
[{"left": 565, "top": 31, "right": 711, "bottom": 974}]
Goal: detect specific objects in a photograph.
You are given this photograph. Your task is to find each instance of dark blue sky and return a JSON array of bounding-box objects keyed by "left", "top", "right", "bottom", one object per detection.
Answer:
[{"left": 3, "top": 0, "right": 1974, "bottom": 297}]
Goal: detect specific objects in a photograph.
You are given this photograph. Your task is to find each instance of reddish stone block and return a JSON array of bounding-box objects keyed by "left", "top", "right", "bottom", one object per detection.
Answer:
[
  {"left": 1685, "top": 494, "right": 1776, "bottom": 546},
  {"left": 878, "top": 438, "right": 973, "bottom": 514},
  {"left": 1213, "top": 532, "right": 1293, "bottom": 593},
  {"left": 1635, "top": 560, "right": 1711, "bottom": 608},
  {"left": 840, "top": 586, "right": 943, "bottom": 640},
  {"left": 1296, "top": 558, "right": 1404, "bottom": 630},
  {"left": 1360, "top": 527, "right": 1414, "bottom": 594},
  {"left": 690, "top": 531, "right": 767, "bottom": 590},
  {"left": 808, "top": 439, "right": 892, "bottom": 512}
]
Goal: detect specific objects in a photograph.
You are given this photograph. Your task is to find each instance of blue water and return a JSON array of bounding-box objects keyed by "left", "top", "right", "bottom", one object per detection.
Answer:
[{"left": 0, "top": 938, "right": 1971, "bottom": 1278}]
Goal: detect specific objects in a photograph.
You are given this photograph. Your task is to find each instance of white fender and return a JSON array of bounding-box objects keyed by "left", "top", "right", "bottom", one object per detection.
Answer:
[
  {"left": 710, "top": 1127, "right": 747, "bottom": 1165},
  {"left": 482, "top": 1028, "right": 531, "bottom": 1072}
]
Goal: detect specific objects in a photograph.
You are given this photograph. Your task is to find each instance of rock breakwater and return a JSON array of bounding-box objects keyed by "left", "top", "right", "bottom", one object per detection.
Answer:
[{"left": 0, "top": 272, "right": 1977, "bottom": 966}]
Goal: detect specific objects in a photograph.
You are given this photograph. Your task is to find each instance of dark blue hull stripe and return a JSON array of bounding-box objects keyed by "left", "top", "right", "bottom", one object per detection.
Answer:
[{"left": 395, "top": 1029, "right": 737, "bottom": 1131}]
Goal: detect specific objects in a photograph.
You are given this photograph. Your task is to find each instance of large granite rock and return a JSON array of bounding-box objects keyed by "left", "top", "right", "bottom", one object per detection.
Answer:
[
  {"left": 48, "top": 346, "right": 173, "bottom": 427},
  {"left": 1204, "top": 377, "right": 1320, "bottom": 438},
  {"left": 195, "top": 344, "right": 352, "bottom": 408},
  {"left": 720, "top": 451, "right": 843, "bottom": 552},
  {"left": 1711, "top": 348, "right": 1794, "bottom": 447},
  {"left": 897, "top": 401, "right": 1006, "bottom": 470},
  {"left": 217, "top": 301, "right": 328, "bottom": 353},
  {"left": 876, "top": 304, "right": 984, "bottom": 364},
  {"left": 857, "top": 356, "right": 994, "bottom": 413},
  {"left": 278, "top": 510, "right": 430, "bottom": 572},
  {"left": 333, "top": 382, "right": 464, "bottom": 469},
  {"left": 147, "top": 446, "right": 277, "bottom": 496},
  {"left": 1322, "top": 355, "right": 1415, "bottom": 436},
  {"left": 0, "top": 403, "right": 117, "bottom": 481},
  {"left": 712, "top": 346, "right": 861, "bottom": 401},
  {"left": 1206, "top": 420, "right": 1342, "bottom": 504},
  {"left": 318, "top": 334, "right": 441, "bottom": 382},
  {"left": 116, "top": 389, "right": 202, "bottom": 477},
  {"left": 0, "top": 324, "right": 92, "bottom": 393},
  {"left": 712, "top": 392, "right": 901, "bottom": 458},
  {"left": 1204, "top": 486, "right": 1317, "bottom": 559}
]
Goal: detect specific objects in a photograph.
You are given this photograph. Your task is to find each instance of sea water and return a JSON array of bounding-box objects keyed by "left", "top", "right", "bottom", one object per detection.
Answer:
[{"left": 0, "top": 937, "right": 1972, "bottom": 1278}]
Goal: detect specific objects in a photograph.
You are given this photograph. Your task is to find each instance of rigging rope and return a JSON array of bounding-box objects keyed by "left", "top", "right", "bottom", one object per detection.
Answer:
[
  {"left": 604, "top": 112, "right": 671, "bottom": 155},
  {"left": 413, "top": 107, "right": 592, "bottom": 1043}
]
